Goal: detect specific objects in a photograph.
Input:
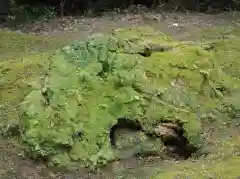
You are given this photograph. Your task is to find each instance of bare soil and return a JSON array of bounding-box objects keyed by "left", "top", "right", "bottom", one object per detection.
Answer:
[
  {"left": 1, "top": 10, "right": 240, "bottom": 179},
  {"left": 3, "top": 11, "right": 240, "bottom": 41}
]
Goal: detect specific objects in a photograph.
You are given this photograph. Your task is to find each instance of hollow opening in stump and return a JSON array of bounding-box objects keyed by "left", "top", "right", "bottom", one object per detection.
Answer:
[
  {"left": 109, "top": 118, "right": 199, "bottom": 159},
  {"left": 109, "top": 117, "right": 144, "bottom": 148}
]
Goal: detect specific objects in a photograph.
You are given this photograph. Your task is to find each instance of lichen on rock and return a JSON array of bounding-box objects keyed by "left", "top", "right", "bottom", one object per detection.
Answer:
[{"left": 20, "top": 26, "right": 236, "bottom": 169}]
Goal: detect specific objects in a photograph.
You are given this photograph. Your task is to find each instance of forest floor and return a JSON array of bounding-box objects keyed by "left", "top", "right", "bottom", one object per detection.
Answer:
[{"left": 1, "top": 10, "right": 240, "bottom": 179}]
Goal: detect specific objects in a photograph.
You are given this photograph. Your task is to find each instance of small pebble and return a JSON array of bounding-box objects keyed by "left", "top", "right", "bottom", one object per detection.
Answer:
[{"left": 172, "top": 23, "right": 179, "bottom": 27}]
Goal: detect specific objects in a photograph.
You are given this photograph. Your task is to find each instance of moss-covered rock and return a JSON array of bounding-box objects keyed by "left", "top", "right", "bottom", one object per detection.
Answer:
[{"left": 20, "top": 26, "right": 237, "bottom": 169}]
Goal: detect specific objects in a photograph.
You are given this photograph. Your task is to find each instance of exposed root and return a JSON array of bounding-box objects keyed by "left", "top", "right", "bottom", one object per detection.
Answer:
[{"left": 154, "top": 121, "right": 199, "bottom": 159}]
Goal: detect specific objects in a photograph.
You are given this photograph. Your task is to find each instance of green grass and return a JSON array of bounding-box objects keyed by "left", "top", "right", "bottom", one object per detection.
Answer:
[
  {"left": 0, "top": 26, "right": 240, "bottom": 178},
  {"left": 0, "top": 30, "right": 70, "bottom": 58},
  {"left": 0, "top": 30, "right": 72, "bottom": 178},
  {"left": 0, "top": 30, "right": 71, "bottom": 134},
  {"left": 151, "top": 122, "right": 240, "bottom": 178},
  {"left": 154, "top": 156, "right": 240, "bottom": 178}
]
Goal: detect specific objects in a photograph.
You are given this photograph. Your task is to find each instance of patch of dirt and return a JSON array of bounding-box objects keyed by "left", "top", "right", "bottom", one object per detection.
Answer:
[{"left": 2, "top": 11, "right": 240, "bottom": 41}]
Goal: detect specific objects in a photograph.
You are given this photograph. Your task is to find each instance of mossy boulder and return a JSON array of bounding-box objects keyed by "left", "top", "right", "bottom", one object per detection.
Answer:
[{"left": 20, "top": 26, "right": 236, "bottom": 169}]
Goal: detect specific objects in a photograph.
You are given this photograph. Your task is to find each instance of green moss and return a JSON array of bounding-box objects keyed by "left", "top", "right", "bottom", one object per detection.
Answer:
[
  {"left": 150, "top": 27, "right": 240, "bottom": 178},
  {"left": 1, "top": 24, "right": 240, "bottom": 178},
  {"left": 154, "top": 157, "right": 240, "bottom": 179},
  {"left": 199, "top": 26, "right": 240, "bottom": 41},
  {"left": 1, "top": 54, "right": 47, "bottom": 132},
  {"left": 0, "top": 30, "right": 70, "bottom": 59},
  {"left": 153, "top": 134, "right": 240, "bottom": 179},
  {"left": 0, "top": 30, "right": 70, "bottom": 135},
  {"left": 213, "top": 39, "right": 240, "bottom": 78},
  {"left": 19, "top": 26, "right": 238, "bottom": 169}
]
